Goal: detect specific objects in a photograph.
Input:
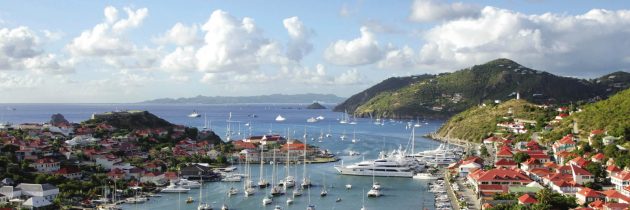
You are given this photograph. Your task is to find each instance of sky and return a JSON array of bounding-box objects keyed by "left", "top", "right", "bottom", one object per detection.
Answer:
[{"left": 0, "top": 0, "right": 629, "bottom": 103}]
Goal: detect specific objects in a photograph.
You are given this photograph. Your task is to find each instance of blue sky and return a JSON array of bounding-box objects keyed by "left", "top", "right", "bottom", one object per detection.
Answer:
[{"left": 0, "top": 0, "right": 629, "bottom": 103}]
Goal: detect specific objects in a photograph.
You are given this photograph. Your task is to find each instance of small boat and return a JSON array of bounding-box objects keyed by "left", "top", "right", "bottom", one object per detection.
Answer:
[
  {"left": 125, "top": 196, "right": 148, "bottom": 204},
  {"left": 367, "top": 188, "right": 381, "bottom": 197},
  {"left": 316, "top": 116, "right": 325, "bottom": 120},
  {"left": 412, "top": 173, "right": 439, "bottom": 180},
  {"left": 178, "top": 179, "right": 202, "bottom": 188},
  {"left": 262, "top": 196, "right": 273, "bottom": 205},
  {"left": 307, "top": 204, "right": 316, "bottom": 210},
  {"left": 186, "top": 196, "right": 194, "bottom": 203},
  {"left": 336, "top": 197, "right": 342, "bottom": 202},
  {"left": 274, "top": 205, "right": 282, "bottom": 210},
  {"left": 320, "top": 189, "right": 327, "bottom": 197},
  {"left": 228, "top": 187, "right": 238, "bottom": 196},
  {"left": 160, "top": 182, "right": 190, "bottom": 193},
  {"left": 372, "top": 182, "right": 381, "bottom": 190},
  {"left": 345, "top": 184, "right": 352, "bottom": 190},
  {"left": 188, "top": 111, "right": 201, "bottom": 118},
  {"left": 306, "top": 117, "right": 318, "bottom": 123},
  {"left": 349, "top": 151, "right": 360, "bottom": 156},
  {"left": 275, "top": 115, "right": 286, "bottom": 122},
  {"left": 292, "top": 188, "right": 303, "bottom": 197},
  {"left": 198, "top": 203, "right": 212, "bottom": 210},
  {"left": 287, "top": 198, "right": 293, "bottom": 205}
]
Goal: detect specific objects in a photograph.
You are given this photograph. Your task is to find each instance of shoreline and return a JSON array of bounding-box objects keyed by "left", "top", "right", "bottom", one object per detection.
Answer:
[{"left": 425, "top": 132, "right": 480, "bottom": 149}]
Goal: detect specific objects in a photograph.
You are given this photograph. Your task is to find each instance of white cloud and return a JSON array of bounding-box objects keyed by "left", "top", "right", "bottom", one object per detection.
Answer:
[
  {"left": 286, "top": 64, "right": 363, "bottom": 85},
  {"left": 335, "top": 68, "right": 362, "bottom": 85},
  {"left": 0, "top": 26, "right": 73, "bottom": 73},
  {"left": 195, "top": 10, "right": 277, "bottom": 73},
  {"left": 324, "top": 26, "right": 383, "bottom": 66},
  {"left": 0, "top": 72, "right": 42, "bottom": 89},
  {"left": 417, "top": 7, "right": 630, "bottom": 76},
  {"left": 161, "top": 46, "right": 197, "bottom": 72},
  {"left": 378, "top": 45, "right": 417, "bottom": 70},
  {"left": 283, "top": 16, "right": 313, "bottom": 61},
  {"left": 154, "top": 22, "right": 200, "bottom": 46},
  {"left": 339, "top": 4, "right": 352, "bottom": 17},
  {"left": 409, "top": 0, "right": 480, "bottom": 22},
  {"left": 67, "top": 6, "right": 148, "bottom": 56}
]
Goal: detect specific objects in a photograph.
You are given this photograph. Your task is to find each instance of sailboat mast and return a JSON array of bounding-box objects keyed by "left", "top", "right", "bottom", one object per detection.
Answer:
[{"left": 411, "top": 127, "right": 415, "bottom": 155}]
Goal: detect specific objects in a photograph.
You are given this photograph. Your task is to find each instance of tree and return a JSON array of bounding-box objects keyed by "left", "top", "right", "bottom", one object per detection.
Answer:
[
  {"left": 585, "top": 162, "right": 605, "bottom": 181},
  {"left": 513, "top": 152, "right": 531, "bottom": 164},
  {"left": 480, "top": 145, "right": 490, "bottom": 157}
]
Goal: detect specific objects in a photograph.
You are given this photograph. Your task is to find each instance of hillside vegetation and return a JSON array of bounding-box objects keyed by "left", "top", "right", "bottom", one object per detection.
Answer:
[
  {"left": 436, "top": 99, "right": 554, "bottom": 142},
  {"left": 83, "top": 110, "right": 174, "bottom": 130},
  {"left": 336, "top": 58, "right": 630, "bottom": 119}
]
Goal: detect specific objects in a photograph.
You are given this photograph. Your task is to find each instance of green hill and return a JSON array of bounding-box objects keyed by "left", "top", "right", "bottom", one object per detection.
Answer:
[
  {"left": 435, "top": 99, "right": 554, "bottom": 142},
  {"left": 83, "top": 110, "right": 174, "bottom": 130},
  {"left": 336, "top": 58, "right": 630, "bottom": 119}
]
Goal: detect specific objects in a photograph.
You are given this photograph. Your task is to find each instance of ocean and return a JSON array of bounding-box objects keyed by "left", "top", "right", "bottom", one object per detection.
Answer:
[{"left": 0, "top": 103, "right": 444, "bottom": 210}]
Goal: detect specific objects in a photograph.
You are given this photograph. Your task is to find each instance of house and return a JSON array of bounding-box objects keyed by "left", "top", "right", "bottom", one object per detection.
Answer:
[
  {"left": 518, "top": 194, "right": 537, "bottom": 205},
  {"left": 495, "top": 146, "right": 514, "bottom": 161},
  {"left": 592, "top": 153, "right": 606, "bottom": 163},
  {"left": 22, "top": 196, "right": 53, "bottom": 209},
  {"left": 180, "top": 164, "right": 215, "bottom": 179},
  {"left": 606, "top": 165, "right": 622, "bottom": 179},
  {"left": 553, "top": 134, "right": 576, "bottom": 154},
  {"left": 467, "top": 168, "right": 533, "bottom": 195},
  {"left": 458, "top": 156, "right": 484, "bottom": 176},
  {"left": 95, "top": 154, "right": 122, "bottom": 170},
  {"left": 495, "top": 159, "right": 518, "bottom": 169},
  {"left": 577, "top": 187, "right": 604, "bottom": 205},
  {"left": 603, "top": 202, "right": 630, "bottom": 210},
  {"left": 570, "top": 156, "right": 591, "bottom": 168},
  {"left": 15, "top": 183, "right": 59, "bottom": 202},
  {"left": 571, "top": 164, "right": 594, "bottom": 185},
  {"left": 140, "top": 172, "right": 167, "bottom": 185},
  {"left": 611, "top": 170, "right": 630, "bottom": 191},
  {"left": 602, "top": 136, "right": 621, "bottom": 146},
  {"left": 602, "top": 189, "right": 630, "bottom": 204},
  {"left": 588, "top": 199, "right": 605, "bottom": 209},
  {"left": 588, "top": 130, "right": 605, "bottom": 145},
  {"left": 521, "top": 158, "right": 543, "bottom": 172},
  {"left": 54, "top": 167, "right": 82, "bottom": 179},
  {"left": 29, "top": 158, "right": 60, "bottom": 173},
  {"left": 549, "top": 180, "right": 581, "bottom": 195}
]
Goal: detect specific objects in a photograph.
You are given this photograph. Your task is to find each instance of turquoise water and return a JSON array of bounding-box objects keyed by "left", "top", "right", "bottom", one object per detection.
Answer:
[{"left": 0, "top": 103, "right": 443, "bottom": 210}]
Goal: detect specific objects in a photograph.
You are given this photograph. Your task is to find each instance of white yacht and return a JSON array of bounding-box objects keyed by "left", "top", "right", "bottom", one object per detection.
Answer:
[
  {"left": 316, "top": 116, "right": 325, "bottom": 120},
  {"left": 306, "top": 117, "right": 318, "bottom": 123},
  {"left": 367, "top": 188, "right": 381, "bottom": 197},
  {"left": 275, "top": 115, "right": 286, "bottom": 122},
  {"left": 125, "top": 196, "right": 148, "bottom": 204},
  {"left": 262, "top": 196, "right": 273, "bottom": 205},
  {"left": 178, "top": 179, "right": 202, "bottom": 188},
  {"left": 334, "top": 149, "right": 420, "bottom": 177},
  {"left": 188, "top": 111, "right": 201, "bottom": 118},
  {"left": 160, "top": 182, "right": 190, "bottom": 193}
]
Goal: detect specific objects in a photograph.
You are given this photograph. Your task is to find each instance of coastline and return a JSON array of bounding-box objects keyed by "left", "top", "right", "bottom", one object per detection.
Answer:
[{"left": 426, "top": 132, "right": 480, "bottom": 149}]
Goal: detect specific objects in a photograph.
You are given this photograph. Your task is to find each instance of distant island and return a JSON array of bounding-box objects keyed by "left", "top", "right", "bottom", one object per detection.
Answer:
[
  {"left": 306, "top": 102, "right": 326, "bottom": 109},
  {"left": 140, "top": 93, "right": 345, "bottom": 104}
]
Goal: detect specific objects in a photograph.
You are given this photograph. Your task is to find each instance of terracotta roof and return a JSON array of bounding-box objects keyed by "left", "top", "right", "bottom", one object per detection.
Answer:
[
  {"left": 570, "top": 156, "right": 590, "bottom": 167},
  {"left": 571, "top": 164, "right": 592, "bottom": 176},
  {"left": 612, "top": 170, "right": 630, "bottom": 181},
  {"left": 468, "top": 168, "right": 532, "bottom": 183},
  {"left": 496, "top": 146, "right": 513, "bottom": 156},
  {"left": 478, "top": 184, "right": 508, "bottom": 192},
  {"left": 529, "top": 168, "right": 553, "bottom": 177},
  {"left": 591, "top": 130, "right": 605, "bottom": 135},
  {"left": 577, "top": 187, "right": 602, "bottom": 197},
  {"left": 607, "top": 165, "right": 622, "bottom": 172},
  {"left": 518, "top": 194, "right": 537, "bottom": 204},
  {"left": 602, "top": 202, "right": 629, "bottom": 209},
  {"left": 602, "top": 189, "right": 630, "bottom": 203},
  {"left": 592, "top": 153, "right": 605, "bottom": 160},
  {"left": 495, "top": 159, "right": 518, "bottom": 166},
  {"left": 588, "top": 199, "right": 604, "bottom": 208},
  {"left": 557, "top": 134, "right": 575, "bottom": 145}
]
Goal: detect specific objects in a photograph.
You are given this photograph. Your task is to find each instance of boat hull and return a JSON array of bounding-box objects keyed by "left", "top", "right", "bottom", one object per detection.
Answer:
[{"left": 334, "top": 166, "right": 413, "bottom": 177}]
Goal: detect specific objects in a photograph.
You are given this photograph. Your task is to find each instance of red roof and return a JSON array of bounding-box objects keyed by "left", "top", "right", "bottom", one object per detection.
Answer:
[
  {"left": 468, "top": 168, "right": 532, "bottom": 183},
  {"left": 233, "top": 140, "right": 256, "bottom": 149},
  {"left": 570, "top": 156, "right": 590, "bottom": 167},
  {"left": 495, "top": 158, "right": 518, "bottom": 166},
  {"left": 592, "top": 153, "right": 605, "bottom": 160},
  {"left": 34, "top": 158, "right": 58, "bottom": 164},
  {"left": 558, "top": 134, "right": 575, "bottom": 144},
  {"left": 603, "top": 202, "right": 629, "bottom": 209},
  {"left": 478, "top": 184, "right": 508, "bottom": 192},
  {"left": 571, "top": 164, "right": 592, "bottom": 176},
  {"left": 577, "top": 187, "right": 602, "bottom": 198},
  {"left": 606, "top": 165, "right": 622, "bottom": 173},
  {"left": 55, "top": 167, "right": 80, "bottom": 175},
  {"left": 591, "top": 130, "right": 605, "bottom": 135},
  {"left": 496, "top": 147, "right": 513, "bottom": 156},
  {"left": 612, "top": 170, "right": 630, "bottom": 181},
  {"left": 588, "top": 199, "right": 604, "bottom": 208},
  {"left": 518, "top": 194, "right": 537, "bottom": 204}
]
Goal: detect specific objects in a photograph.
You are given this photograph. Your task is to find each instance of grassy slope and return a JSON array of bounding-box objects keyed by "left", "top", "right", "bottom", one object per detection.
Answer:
[{"left": 436, "top": 99, "right": 551, "bottom": 142}]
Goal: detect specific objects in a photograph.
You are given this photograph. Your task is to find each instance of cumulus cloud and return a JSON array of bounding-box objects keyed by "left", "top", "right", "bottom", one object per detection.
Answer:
[
  {"left": 324, "top": 27, "right": 383, "bottom": 66},
  {"left": 154, "top": 23, "right": 200, "bottom": 46},
  {"left": 0, "top": 72, "right": 42, "bottom": 89},
  {"left": 67, "top": 6, "right": 148, "bottom": 56},
  {"left": 378, "top": 45, "right": 417, "bottom": 69},
  {"left": 283, "top": 16, "right": 313, "bottom": 61},
  {"left": 286, "top": 64, "right": 363, "bottom": 85},
  {"left": 161, "top": 46, "right": 197, "bottom": 72},
  {"left": 416, "top": 7, "right": 630, "bottom": 76},
  {"left": 0, "top": 26, "right": 73, "bottom": 73},
  {"left": 195, "top": 10, "right": 278, "bottom": 73},
  {"left": 409, "top": 0, "right": 480, "bottom": 22}
]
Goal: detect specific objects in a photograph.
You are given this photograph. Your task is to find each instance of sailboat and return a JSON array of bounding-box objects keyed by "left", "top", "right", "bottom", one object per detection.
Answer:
[
  {"left": 339, "top": 111, "right": 348, "bottom": 124},
  {"left": 300, "top": 132, "right": 311, "bottom": 188},
  {"left": 258, "top": 146, "right": 269, "bottom": 188},
  {"left": 306, "top": 183, "right": 315, "bottom": 210},
  {"left": 349, "top": 114, "right": 357, "bottom": 125},
  {"left": 203, "top": 113, "right": 209, "bottom": 130},
  {"left": 198, "top": 175, "right": 212, "bottom": 210},
  {"left": 340, "top": 129, "right": 347, "bottom": 141},
  {"left": 325, "top": 125, "right": 332, "bottom": 138},
  {"left": 188, "top": 110, "right": 201, "bottom": 118},
  {"left": 351, "top": 128, "right": 358, "bottom": 143},
  {"left": 283, "top": 131, "right": 296, "bottom": 189},
  {"left": 320, "top": 175, "right": 327, "bottom": 197},
  {"left": 414, "top": 117, "right": 421, "bottom": 128},
  {"left": 270, "top": 148, "right": 284, "bottom": 196},
  {"left": 243, "top": 153, "right": 255, "bottom": 197},
  {"left": 367, "top": 165, "right": 381, "bottom": 197},
  {"left": 275, "top": 115, "right": 286, "bottom": 122}
]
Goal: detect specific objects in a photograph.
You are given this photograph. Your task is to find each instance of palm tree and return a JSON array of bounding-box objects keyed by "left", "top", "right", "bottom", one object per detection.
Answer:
[{"left": 535, "top": 187, "right": 553, "bottom": 205}]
